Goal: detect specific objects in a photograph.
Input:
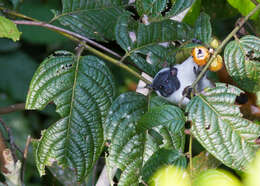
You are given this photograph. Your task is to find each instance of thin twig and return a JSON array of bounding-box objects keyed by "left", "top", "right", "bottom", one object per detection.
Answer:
[
  {"left": 13, "top": 20, "right": 122, "bottom": 59},
  {"left": 21, "top": 136, "right": 31, "bottom": 184},
  {"left": 80, "top": 41, "right": 152, "bottom": 85},
  {"left": 11, "top": 20, "right": 152, "bottom": 85},
  {"left": 0, "top": 103, "right": 25, "bottom": 115}
]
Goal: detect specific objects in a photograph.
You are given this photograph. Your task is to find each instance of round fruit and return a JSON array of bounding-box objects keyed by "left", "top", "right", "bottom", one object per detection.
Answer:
[
  {"left": 193, "top": 169, "right": 242, "bottom": 186},
  {"left": 149, "top": 165, "right": 191, "bottom": 186},
  {"left": 209, "top": 55, "right": 223, "bottom": 72},
  {"left": 210, "top": 37, "right": 220, "bottom": 49},
  {"left": 191, "top": 46, "right": 210, "bottom": 66}
]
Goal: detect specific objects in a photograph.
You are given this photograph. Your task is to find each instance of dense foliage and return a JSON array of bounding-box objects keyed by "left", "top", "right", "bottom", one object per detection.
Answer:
[{"left": 0, "top": 0, "right": 259, "bottom": 185}]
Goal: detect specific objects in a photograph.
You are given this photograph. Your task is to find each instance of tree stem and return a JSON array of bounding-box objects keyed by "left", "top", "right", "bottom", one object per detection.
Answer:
[{"left": 191, "top": 3, "right": 260, "bottom": 89}]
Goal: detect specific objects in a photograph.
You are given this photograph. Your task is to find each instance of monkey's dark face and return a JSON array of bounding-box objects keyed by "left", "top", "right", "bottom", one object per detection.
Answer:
[{"left": 152, "top": 67, "right": 180, "bottom": 97}]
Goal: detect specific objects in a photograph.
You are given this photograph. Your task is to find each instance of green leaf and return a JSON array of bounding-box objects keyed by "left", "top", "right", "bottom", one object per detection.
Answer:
[
  {"left": 186, "top": 83, "right": 260, "bottom": 171},
  {"left": 0, "top": 16, "right": 20, "bottom": 41},
  {"left": 105, "top": 92, "right": 159, "bottom": 186},
  {"left": 182, "top": 0, "right": 201, "bottom": 26},
  {"left": 188, "top": 151, "right": 221, "bottom": 178},
  {"left": 167, "top": 0, "right": 195, "bottom": 17},
  {"left": 194, "top": 12, "right": 212, "bottom": 44},
  {"left": 26, "top": 51, "right": 116, "bottom": 181},
  {"left": 224, "top": 35, "right": 260, "bottom": 93},
  {"left": 150, "top": 96, "right": 186, "bottom": 151},
  {"left": 137, "top": 105, "right": 185, "bottom": 133},
  {"left": 136, "top": 0, "right": 167, "bottom": 18},
  {"left": 227, "top": 0, "right": 260, "bottom": 20},
  {"left": 115, "top": 14, "right": 192, "bottom": 75},
  {"left": 141, "top": 148, "right": 187, "bottom": 182},
  {"left": 57, "top": 0, "right": 128, "bottom": 42}
]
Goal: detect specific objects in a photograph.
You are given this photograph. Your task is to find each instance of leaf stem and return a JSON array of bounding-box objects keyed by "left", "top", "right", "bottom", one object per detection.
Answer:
[
  {"left": 190, "top": 3, "right": 260, "bottom": 90},
  {"left": 0, "top": 103, "right": 25, "bottom": 115},
  {"left": 79, "top": 41, "right": 152, "bottom": 84}
]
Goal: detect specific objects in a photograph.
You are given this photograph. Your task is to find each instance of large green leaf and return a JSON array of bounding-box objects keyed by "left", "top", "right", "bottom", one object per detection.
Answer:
[
  {"left": 105, "top": 92, "right": 159, "bottom": 186},
  {"left": 224, "top": 35, "right": 260, "bottom": 93},
  {"left": 57, "top": 0, "right": 128, "bottom": 42},
  {"left": 0, "top": 16, "right": 20, "bottom": 41},
  {"left": 186, "top": 83, "right": 260, "bottom": 171},
  {"left": 167, "top": 0, "right": 195, "bottom": 18},
  {"left": 227, "top": 0, "right": 260, "bottom": 20},
  {"left": 141, "top": 148, "right": 187, "bottom": 182},
  {"left": 137, "top": 105, "right": 185, "bottom": 134},
  {"left": 26, "top": 51, "right": 116, "bottom": 181},
  {"left": 182, "top": 0, "right": 201, "bottom": 26},
  {"left": 150, "top": 96, "right": 186, "bottom": 152},
  {"left": 193, "top": 12, "right": 212, "bottom": 44},
  {"left": 136, "top": 0, "right": 167, "bottom": 18},
  {"left": 115, "top": 15, "right": 192, "bottom": 75}
]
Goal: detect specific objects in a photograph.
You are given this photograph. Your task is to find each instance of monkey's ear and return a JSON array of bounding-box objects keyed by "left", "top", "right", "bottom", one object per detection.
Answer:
[{"left": 170, "top": 67, "right": 178, "bottom": 76}]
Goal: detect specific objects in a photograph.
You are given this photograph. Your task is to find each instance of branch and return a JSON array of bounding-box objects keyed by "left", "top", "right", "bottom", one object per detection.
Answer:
[
  {"left": 0, "top": 103, "right": 25, "bottom": 115},
  {"left": 190, "top": 3, "right": 260, "bottom": 90},
  {"left": 11, "top": 20, "right": 152, "bottom": 85},
  {"left": 13, "top": 20, "right": 121, "bottom": 59}
]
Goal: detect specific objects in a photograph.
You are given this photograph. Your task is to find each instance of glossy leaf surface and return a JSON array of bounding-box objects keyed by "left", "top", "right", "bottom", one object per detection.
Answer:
[
  {"left": 58, "top": 0, "right": 128, "bottom": 41},
  {"left": 105, "top": 92, "right": 159, "bottom": 186},
  {"left": 186, "top": 83, "right": 260, "bottom": 171},
  {"left": 194, "top": 12, "right": 212, "bottom": 44},
  {"left": 115, "top": 15, "right": 192, "bottom": 75},
  {"left": 150, "top": 96, "right": 186, "bottom": 152},
  {"left": 224, "top": 35, "right": 260, "bottom": 92},
  {"left": 26, "top": 51, "right": 115, "bottom": 181},
  {"left": 137, "top": 105, "right": 185, "bottom": 133},
  {"left": 142, "top": 148, "right": 187, "bottom": 182},
  {"left": 136, "top": 0, "right": 167, "bottom": 18}
]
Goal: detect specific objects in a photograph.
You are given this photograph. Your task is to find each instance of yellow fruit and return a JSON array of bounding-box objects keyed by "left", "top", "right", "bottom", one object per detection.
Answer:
[
  {"left": 210, "top": 37, "right": 220, "bottom": 49},
  {"left": 191, "top": 46, "right": 210, "bottom": 66},
  {"left": 192, "top": 169, "right": 242, "bottom": 186},
  {"left": 149, "top": 165, "right": 191, "bottom": 186},
  {"left": 209, "top": 55, "right": 223, "bottom": 72}
]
